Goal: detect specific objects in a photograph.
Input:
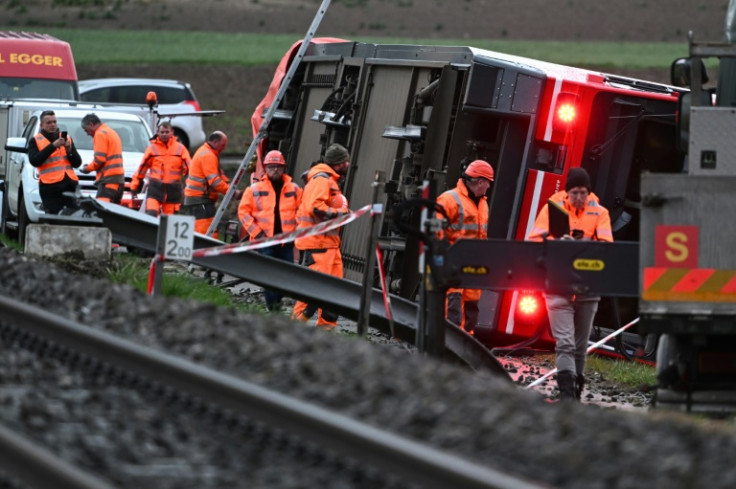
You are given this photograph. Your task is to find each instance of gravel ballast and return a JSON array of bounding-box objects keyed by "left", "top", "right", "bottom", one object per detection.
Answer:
[{"left": 1, "top": 247, "right": 735, "bottom": 489}]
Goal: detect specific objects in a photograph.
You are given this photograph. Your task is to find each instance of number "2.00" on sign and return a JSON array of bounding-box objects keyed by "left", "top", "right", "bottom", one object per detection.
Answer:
[{"left": 164, "top": 215, "right": 195, "bottom": 261}]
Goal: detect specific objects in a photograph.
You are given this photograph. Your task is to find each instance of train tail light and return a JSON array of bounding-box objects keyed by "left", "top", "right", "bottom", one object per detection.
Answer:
[
  {"left": 553, "top": 92, "right": 580, "bottom": 131},
  {"left": 514, "top": 291, "right": 545, "bottom": 325},
  {"left": 518, "top": 292, "right": 540, "bottom": 316}
]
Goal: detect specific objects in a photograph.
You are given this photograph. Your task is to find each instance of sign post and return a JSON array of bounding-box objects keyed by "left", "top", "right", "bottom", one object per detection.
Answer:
[
  {"left": 150, "top": 214, "right": 195, "bottom": 296},
  {"left": 357, "top": 171, "right": 385, "bottom": 336}
]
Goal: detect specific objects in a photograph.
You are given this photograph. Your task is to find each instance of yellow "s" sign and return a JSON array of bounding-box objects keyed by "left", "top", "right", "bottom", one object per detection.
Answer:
[
  {"left": 664, "top": 232, "right": 689, "bottom": 263},
  {"left": 655, "top": 225, "right": 698, "bottom": 268}
]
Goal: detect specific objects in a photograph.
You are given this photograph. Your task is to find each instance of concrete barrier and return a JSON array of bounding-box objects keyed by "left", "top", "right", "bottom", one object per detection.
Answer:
[{"left": 25, "top": 224, "right": 112, "bottom": 261}]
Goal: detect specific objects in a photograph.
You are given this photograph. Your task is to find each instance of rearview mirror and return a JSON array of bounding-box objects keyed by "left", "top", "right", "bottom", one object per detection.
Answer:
[
  {"left": 4, "top": 137, "right": 28, "bottom": 154},
  {"left": 670, "top": 57, "right": 709, "bottom": 87}
]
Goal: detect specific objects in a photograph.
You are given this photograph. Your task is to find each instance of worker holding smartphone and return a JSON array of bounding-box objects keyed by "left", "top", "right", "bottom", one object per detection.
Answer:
[{"left": 27, "top": 110, "right": 82, "bottom": 214}]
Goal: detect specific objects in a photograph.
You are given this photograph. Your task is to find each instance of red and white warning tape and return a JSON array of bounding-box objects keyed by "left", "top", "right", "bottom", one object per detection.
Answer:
[
  {"left": 192, "top": 204, "right": 373, "bottom": 259},
  {"left": 523, "top": 317, "right": 640, "bottom": 390}
]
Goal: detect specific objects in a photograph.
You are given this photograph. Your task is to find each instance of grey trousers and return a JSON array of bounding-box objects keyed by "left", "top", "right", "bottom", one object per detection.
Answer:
[{"left": 545, "top": 294, "right": 600, "bottom": 375}]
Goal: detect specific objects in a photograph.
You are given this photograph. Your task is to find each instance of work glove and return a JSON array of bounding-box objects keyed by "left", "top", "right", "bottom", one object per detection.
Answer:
[
  {"left": 330, "top": 194, "right": 349, "bottom": 215},
  {"left": 245, "top": 154, "right": 258, "bottom": 174},
  {"left": 130, "top": 179, "right": 144, "bottom": 194}
]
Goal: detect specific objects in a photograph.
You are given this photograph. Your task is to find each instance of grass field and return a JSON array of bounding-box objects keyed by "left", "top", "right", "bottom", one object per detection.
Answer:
[{"left": 4, "top": 27, "right": 692, "bottom": 69}]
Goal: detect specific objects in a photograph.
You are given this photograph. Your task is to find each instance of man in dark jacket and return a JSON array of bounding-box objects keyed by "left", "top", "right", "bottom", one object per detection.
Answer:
[{"left": 28, "top": 110, "right": 82, "bottom": 214}]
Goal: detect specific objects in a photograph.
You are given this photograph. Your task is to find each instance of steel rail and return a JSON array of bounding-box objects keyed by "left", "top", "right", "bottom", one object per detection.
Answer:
[
  {"left": 0, "top": 294, "right": 548, "bottom": 489},
  {"left": 0, "top": 422, "right": 119, "bottom": 489},
  {"left": 90, "top": 200, "right": 511, "bottom": 379}
]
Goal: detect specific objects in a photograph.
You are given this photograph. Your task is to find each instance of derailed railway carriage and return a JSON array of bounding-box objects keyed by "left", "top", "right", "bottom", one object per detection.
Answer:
[{"left": 253, "top": 40, "right": 685, "bottom": 348}]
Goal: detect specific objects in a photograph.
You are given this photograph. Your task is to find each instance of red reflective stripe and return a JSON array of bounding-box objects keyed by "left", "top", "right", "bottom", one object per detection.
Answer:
[
  {"left": 722, "top": 275, "right": 736, "bottom": 294},
  {"left": 642, "top": 267, "right": 667, "bottom": 291},
  {"left": 671, "top": 269, "right": 714, "bottom": 293},
  {"left": 645, "top": 268, "right": 688, "bottom": 292},
  {"left": 643, "top": 267, "right": 736, "bottom": 302}
]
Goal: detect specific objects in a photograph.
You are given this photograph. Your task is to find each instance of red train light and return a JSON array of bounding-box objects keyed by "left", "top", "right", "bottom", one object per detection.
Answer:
[
  {"left": 518, "top": 293, "right": 540, "bottom": 316},
  {"left": 553, "top": 92, "right": 580, "bottom": 131},
  {"left": 513, "top": 291, "right": 546, "bottom": 328},
  {"left": 557, "top": 103, "right": 576, "bottom": 123}
]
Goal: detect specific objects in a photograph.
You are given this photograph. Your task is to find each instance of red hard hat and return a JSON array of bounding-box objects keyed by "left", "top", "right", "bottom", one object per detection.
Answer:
[
  {"left": 465, "top": 160, "right": 494, "bottom": 181},
  {"left": 264, "top": 150, "right": 286, "bottom": 166}
]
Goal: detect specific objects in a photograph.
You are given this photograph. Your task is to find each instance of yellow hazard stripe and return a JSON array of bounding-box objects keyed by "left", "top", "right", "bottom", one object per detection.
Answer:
[{"left": 642, "top": 268, "right": 736, "bottom": 302}]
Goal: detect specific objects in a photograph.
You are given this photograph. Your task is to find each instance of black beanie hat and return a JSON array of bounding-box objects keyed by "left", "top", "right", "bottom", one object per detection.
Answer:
[
  {"left": 565, "top": 167, "right": 591, "bottom": 191},
  {"left": 324, "top": 143, "right": 350, "bottom": 166}
]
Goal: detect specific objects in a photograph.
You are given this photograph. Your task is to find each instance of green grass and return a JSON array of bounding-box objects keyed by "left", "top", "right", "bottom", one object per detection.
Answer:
[
  {"left": 107, "top": 253, "right": 261, "bottom": 312},
  {"left": 0, "top": 233, "right": 22, "bottom": 250},
  {"left": 534, "top": 352, "right": 656, "bottom": 390},
  {"left": 586, "top": 355, "right": 657, "bottom": 388},
  {"left": 0, "top": 26, "right": 692, "bottom": 69}
]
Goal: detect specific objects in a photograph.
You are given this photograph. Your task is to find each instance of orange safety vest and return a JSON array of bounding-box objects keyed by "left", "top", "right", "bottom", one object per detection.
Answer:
[
  {"left": 33, "top": 133, "right": 78, "bottom": 184},
  {"left": 295, "top": 163, "right": 348, "bottom": 250},
  {"left": 184, "top": 142, "right": 229, "bottom": 202},
  {"left": 87, "top": 123, "right": 124, "bottom": 184},
  {"left": 238, "top": 174, "right": 302, "bottom": 240},
  {"left": 436, "top": 179, "right": 489, "bottom": 244},
  {"left": 527, "top": 190, "right": 613, "bottom": 242},
  {"left": 133, "top": 136, "right": 190, "bottom": 186}
]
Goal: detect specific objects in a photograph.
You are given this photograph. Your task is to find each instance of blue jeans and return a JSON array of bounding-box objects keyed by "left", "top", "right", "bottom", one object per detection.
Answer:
[{"left": 259, "top": 243, "right": 295, "bottom": 310}]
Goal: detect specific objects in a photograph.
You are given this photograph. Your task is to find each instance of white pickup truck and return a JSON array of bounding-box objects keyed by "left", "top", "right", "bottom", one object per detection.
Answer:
[{"left": 1, "top": 103, "right": 152, "bottom": 244}]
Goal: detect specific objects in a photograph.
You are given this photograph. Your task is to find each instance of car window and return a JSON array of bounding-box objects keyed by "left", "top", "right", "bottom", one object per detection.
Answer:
[
  {"left": 106, "top": 120, "right": 150, "bottom": 152},
  {"left": 0, "top": 78, "right": 76, "bottom": 100},
  {"left": 57, "top": 117, "right": 149, "bottom": 153},
  {"left": 113, "top": 86, "right": 152, "bottom": 105},
  {"left": 152, "top": 86, "right": 191, "bottom": 104},
  {"left": 22, "top": 116, "right": 38, "bottom": 142},
  {"left": 81, "top": 84, "right": 191, "bottom": 105},
  {"left": 79, "top": 87, "right": 113, "bottom": 103}
]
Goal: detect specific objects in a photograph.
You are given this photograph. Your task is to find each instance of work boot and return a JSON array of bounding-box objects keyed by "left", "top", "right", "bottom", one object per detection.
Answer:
[
  {"left": 575, "top": 374, "right": 585, "bottom": 401},
  {"left": 556, "top": 371, "right": 577, "bottom": 402},
  {"left": 267, "top": 301, "right": 282, "bottom": 313},
  {"left": 291, "top": 311, "right": 311, "bottom": 322}
]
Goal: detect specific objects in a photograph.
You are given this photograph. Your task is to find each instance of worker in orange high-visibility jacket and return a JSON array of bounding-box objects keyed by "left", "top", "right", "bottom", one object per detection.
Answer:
[
  {"left": 527, "top": 167, "right": 613, "bottom": 402},
  {"left": 291, "top": 143, "right": 350, "bottom": 330},
  {"left": 182, "top": 131, "right": 239, "bottom": 237},
  {"left": 131, "top": 121, "right": 191, "bottom": 216},
  {"left": 238, "top": 149, "right": 302, "bottom": 311},
  {"left": 27, "top": 110, "right": 82, "bottom": 215},
  {"left": 436, "top": 159, "right": 493, "bottom": 333},
  {"left": 79, "top": 113, "right": 125, "bottom": 204}
]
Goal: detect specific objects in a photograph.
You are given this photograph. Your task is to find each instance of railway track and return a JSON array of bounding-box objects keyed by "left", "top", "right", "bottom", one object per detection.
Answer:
[
  {"left": 2, "top": 246, "right": 736, "bottom": 488},
  {"left": 0, "top": 293, "right": 545, "bottom": 489}
]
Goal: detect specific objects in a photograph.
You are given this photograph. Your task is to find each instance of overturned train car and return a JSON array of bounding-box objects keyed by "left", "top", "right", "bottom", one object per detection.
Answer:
[{"left": 253, "top": 40, "right": 685, "bottom": 348}]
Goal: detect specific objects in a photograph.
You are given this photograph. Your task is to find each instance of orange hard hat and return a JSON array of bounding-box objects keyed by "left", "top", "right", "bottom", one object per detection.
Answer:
[
  {"left": 465, "top": 160, "right": 494, "bottom": 181},
  {"left": 264, "top": 150, "right": 286, "bottom": 166}
]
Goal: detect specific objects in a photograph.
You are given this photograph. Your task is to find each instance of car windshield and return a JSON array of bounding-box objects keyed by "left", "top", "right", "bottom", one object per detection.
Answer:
[
  {"left": 80, "top": 84, "right": 192, "bottom": 105},
  {"left": 0, "top": 78, "right": 77, "bottom": 100},
  {"left": 58, "top": 117, "right": 150, "bottom": 153}
]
